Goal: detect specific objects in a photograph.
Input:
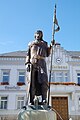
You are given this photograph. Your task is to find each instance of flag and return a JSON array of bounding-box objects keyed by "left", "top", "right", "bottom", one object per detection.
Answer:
[{"left": 54, "top": 4, "right": 60, "bottom": 32}]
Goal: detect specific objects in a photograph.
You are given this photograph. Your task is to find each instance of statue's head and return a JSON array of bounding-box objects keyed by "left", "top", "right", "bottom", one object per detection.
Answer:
[{"left": 34, "top": 30, "right": 43, "bottom": 40}]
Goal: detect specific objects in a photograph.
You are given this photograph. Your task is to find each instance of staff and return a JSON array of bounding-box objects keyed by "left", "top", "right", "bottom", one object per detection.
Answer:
[{"left": 48, "top": 4, "right": 60, "bottom": 105}]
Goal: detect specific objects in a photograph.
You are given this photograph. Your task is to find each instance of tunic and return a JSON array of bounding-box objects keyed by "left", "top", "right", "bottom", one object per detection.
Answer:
[{"left": 26, "top": 39, "right": 51, "bottom": 104}]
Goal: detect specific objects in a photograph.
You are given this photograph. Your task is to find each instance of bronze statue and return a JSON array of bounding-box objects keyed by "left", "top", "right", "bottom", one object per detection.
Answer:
[{"left": 26, "top": 30, "right": 52, "bottom": 105}]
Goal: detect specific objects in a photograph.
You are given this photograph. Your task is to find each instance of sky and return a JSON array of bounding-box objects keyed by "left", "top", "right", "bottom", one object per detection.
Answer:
[{"left": 0, "top": 0, "right": 80, "bottom": 54}]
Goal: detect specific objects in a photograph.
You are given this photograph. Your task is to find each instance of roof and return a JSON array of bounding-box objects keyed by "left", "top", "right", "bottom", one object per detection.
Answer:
[
  {"left": 0, "top": 51, "right": 27, "bottom": 57},
  {"left": 67, "top": 51, "right": 80, "bottom": 58},
  {"left": 0, "top": 50, "right": 80, "bottom": 58}
]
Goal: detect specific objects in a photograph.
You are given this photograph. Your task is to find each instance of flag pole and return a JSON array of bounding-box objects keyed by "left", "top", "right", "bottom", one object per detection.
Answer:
[{"left": 48, "top": 4, "right": 59, "bottom": 105}]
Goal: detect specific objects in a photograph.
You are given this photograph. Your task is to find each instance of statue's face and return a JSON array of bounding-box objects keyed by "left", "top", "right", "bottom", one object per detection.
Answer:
[{"left": 35, "top": 32, "right": 42, "bottom": 40}]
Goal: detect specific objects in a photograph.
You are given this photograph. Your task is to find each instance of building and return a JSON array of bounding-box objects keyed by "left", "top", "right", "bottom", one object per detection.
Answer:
[
  {"left": 0, "top": 51, "right": 27, "bottom": 120},
  {"left": 48, "top": 43, "right": 80, "bottom": 120},
  {"left": 0, "top": 43, "right": 80, "bottom": 120}
]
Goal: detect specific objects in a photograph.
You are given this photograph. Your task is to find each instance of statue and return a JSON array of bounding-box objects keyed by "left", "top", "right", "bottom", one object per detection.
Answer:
[{"left": 26, "top": 30, "right": 52, "bottom": 105}]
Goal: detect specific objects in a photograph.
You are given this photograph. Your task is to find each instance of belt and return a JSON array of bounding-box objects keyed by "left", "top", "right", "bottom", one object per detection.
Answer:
[{"left": 33, "top": 56, "right": 45, "bottom": 60}]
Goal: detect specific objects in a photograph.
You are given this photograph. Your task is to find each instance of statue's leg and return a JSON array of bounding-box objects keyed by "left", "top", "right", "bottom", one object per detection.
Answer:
[
  {"left": 41, "top": 82, "right": 48, "bottom": 104},
  {"left": 30, "top": 66, "right": 36, "bottom": 104}
]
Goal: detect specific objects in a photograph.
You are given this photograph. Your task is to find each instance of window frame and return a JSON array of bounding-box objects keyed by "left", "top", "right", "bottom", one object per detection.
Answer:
[
  {"left": 0, "top": 96, "right": 8, "bottom": 109},
  {"left": 16, "top": 96, "right": 25, "bottom": 109},
  {"left": 17, "top": 70, "right": 26, "bottom": 86},
  {"left": 1, "top": 69, "right": 10, "bottom": 85},
  {"left": 51, "top": 71, "right": 69, "bottom": 82},
  {"left": 77, "top": 73, "right": 80, "bottom": 85},
  {"left": 18, "top": 70, "right": 25, "bottom": 83}
]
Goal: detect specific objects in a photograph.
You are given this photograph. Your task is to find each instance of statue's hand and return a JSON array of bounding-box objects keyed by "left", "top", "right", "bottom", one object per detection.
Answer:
[
  {"left": 26, "top": 64, "right": 30, "bottom": 72},
  {"left": 51, "top": 40, "right": 55, "bottom": 45}
]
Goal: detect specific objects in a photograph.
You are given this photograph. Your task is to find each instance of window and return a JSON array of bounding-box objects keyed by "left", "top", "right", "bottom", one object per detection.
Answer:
[
  {"left": 64, "top": 72, "right": 68, "bottom": 82},
  {"left": 0, "top": 96, "right": 8, "bottom": 109},
  {"left": 1, "top": 70, "right": 10, "bottom": 85},
  {"left": 3, "top": 71, "right": 9, "bottom": 83},
  {"left": 51, "top": 71, "right": 69, "bottom": 82},
  {"left": 51, "top": 72, "right": 55, "bottom": 82},
  {"left": 79, "top": 98, "right": 80, "bottom": 105},
  {"left": 17, "top": 96, "right": 25, "bottom": 109},
  {"left": 77, "top": 73, "right": 80, "bottom": 85},
  {"left": 78, "top": 97, "right": 80, "bottom": 110},
  {"left": 56, "top": 72, "right": 63, "bottom": 82},
  {"left": 17, "top": 71, "right": 25, "bottom": 85},
  {"left": 18, "top": 71, "right": 25, "bottom": 83}
]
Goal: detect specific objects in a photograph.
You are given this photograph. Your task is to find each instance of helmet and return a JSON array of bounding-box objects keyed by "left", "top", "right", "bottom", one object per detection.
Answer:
[{"left": 34, "top": 30, "right": 43, "bottom": 40}]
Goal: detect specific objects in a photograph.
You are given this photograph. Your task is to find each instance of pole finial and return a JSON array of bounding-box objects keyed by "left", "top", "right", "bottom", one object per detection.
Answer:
[{"left": 55, "top": 4, "right": 56, "bottom": 9}]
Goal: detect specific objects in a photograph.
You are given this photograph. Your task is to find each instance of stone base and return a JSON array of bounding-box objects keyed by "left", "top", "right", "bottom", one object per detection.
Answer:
[
  {"left": 69, "top": 115, "right": 80, "bottom": 120},
  {"left": 0, "top": 115, "right": 17, "bottom": 120},
  {"left": 18, "top": 105, "right": 57, "bottom": 120}
]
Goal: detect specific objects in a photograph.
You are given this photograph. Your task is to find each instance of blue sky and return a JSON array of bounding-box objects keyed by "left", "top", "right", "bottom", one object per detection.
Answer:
[{"left": 0, "top": 0, "right": 80, "bottom": 54}]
